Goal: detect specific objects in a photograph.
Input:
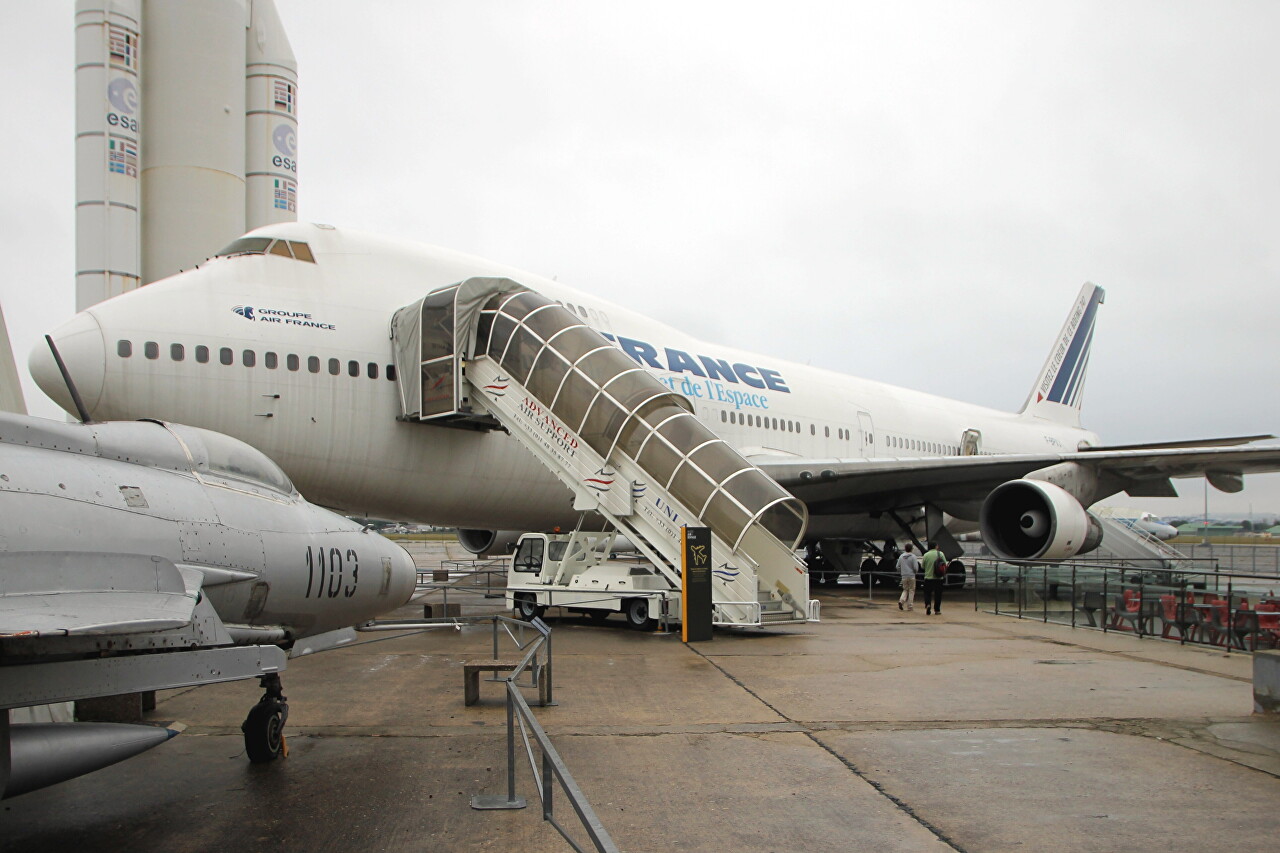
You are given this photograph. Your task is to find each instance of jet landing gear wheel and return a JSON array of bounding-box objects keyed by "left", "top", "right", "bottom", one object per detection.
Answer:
[
  {"left": 624, "top": 598, "right": 658, "bottom": 631},
  {"left": 242, "top": 673, "right": 289, "bottom": 764},
  {"left": 516, "top": 593, "right": 545, "bottom": 621}
]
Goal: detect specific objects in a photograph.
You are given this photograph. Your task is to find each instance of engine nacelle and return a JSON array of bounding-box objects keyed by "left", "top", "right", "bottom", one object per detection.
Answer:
[
  {"left": 457, "top": 528, "right": 638, "bottom": 557},
  {"left": 456, "top": 529, "right": 524, "bottom": 557},
  {"left": 979, "top": 479, "right": 1104, "bottom": 561}
]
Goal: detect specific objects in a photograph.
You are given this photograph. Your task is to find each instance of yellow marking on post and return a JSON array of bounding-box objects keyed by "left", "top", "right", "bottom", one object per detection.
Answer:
[{"left": 681, "top": 526, "right": 689, "bottom": 642}]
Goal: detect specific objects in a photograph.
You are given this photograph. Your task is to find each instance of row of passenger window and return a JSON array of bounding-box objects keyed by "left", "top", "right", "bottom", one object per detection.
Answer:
[
  {"left": 718, "top": 407, "right": 852, "bottom": 441},
  {"left": 886, "top": 435, "right": 957, "bottom": 456},
  {"left": 717, "top": 409, "right": 968, "bottom": 456},
  {"left": 116, "top": 340, "right": 398, "bottom": 381}
]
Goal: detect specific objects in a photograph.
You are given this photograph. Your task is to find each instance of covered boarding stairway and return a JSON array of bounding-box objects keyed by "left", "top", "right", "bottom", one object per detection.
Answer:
[{"left": 391, "top": 277, "right": 817, "bottom": 626}]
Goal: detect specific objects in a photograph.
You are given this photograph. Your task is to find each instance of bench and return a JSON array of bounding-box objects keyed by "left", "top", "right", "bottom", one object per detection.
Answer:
[
  {"left": 463, "top": 659, "right": 522, "bottom": 705},
  {"left": 1076, "top": 591, "right": 1106, "bottom": 627}
]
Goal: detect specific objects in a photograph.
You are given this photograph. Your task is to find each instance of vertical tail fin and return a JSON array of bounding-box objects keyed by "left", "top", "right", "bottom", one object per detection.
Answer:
[
  {"left": 0, "top": 301, "right": 27, "bottom": 415},
  {"left": 1019, "top": 283, "right": 1104, "bottom": 427}
]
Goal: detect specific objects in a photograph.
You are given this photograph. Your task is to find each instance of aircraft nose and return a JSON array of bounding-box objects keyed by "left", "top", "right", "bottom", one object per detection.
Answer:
[
  {"left": 30, "top": 311, "right": 106, "bottom": 419},
  {"left": 389, "top": 544, "right": 419, "bottom": 606}
]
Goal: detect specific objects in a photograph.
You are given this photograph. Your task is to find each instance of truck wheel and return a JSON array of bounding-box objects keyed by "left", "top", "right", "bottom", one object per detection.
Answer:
[
  {"left": 516, "top": 593, "right": 545, "bottom": 621},
  {"left": 624, "top": 598, "right": 657, "bottom": 630}
]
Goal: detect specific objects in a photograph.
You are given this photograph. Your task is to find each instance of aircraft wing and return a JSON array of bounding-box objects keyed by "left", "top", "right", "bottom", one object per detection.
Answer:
[
  {"left": 0, "top": 552, "right": 201, "bottom": 638},
  {"left": 755, "top": 444, "right": 1280, "bottom": 516}
]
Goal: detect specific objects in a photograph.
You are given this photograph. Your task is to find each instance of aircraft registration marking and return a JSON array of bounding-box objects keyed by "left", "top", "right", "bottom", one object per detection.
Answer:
[{"left": 304, "top": 545, "right": 359, "bottom": 599}]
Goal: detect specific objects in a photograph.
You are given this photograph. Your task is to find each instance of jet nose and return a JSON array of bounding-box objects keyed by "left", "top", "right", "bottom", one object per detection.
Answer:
[
  {"left": 30, "top": 312, "right": 106, "bottom": 419},
  {"left": 388, "top": 542, "right": 420, "bottom": 607}
]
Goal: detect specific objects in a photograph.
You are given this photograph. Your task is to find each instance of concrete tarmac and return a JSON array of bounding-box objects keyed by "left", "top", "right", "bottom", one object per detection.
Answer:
[{"left": 3, "top": 543, "right": 1278, "bottom": 852}]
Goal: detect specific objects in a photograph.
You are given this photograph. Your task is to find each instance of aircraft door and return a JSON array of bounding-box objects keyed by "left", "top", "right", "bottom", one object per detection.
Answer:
[
  {"left": 961, "top": 429, "right": 981, "bottom": 456},
  {"left": 857, "top": 411, "right": 876, "bottom": 458}
]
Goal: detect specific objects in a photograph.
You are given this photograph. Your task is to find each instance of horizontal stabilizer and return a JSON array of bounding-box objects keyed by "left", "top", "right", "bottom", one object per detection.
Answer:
[{"left": 0, "top": 552, "right": 200, "bottom": 637}]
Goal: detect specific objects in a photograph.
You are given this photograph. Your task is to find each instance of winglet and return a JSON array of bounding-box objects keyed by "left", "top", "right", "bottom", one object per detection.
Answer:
[{"left": 1019, "top": 283, "right": 1105, "bottom": 427}]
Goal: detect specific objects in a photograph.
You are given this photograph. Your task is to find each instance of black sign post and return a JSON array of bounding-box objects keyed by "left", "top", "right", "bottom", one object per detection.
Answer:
[{"left": 682, "top": 526, "right": 713, "bottom": 642}]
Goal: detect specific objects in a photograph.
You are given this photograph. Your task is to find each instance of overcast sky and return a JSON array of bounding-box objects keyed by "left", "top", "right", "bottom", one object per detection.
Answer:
[{"left": 4, "top": 1, "right": 1278, "bottom": 518}]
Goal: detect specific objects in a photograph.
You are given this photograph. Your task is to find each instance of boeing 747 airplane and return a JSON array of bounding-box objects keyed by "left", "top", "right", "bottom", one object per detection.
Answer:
[{"left": 29, "top": 224, "right": 1280, "bottom": 580}]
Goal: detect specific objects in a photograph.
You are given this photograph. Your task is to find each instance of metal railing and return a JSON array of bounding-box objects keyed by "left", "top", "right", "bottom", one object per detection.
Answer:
[
  {"left": 970, "top": 557, "right": 1280, "bottom": 653},
  {"left": 359, "top": 614, "right": 618, "bottom": 851},
  {"left": 470, "top": 616, "right": 620, "bottom": 853},
  {"left": 1171, "top": 542, "right": 1280, "bottom": 576},
  {"left": 411, "top": 558, "right": 509, "bottom": 618}
]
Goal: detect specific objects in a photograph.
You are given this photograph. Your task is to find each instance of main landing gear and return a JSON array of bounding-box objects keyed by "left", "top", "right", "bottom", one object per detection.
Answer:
[{"left": 242, "top": 673, "right": 290, "bottom": 763}]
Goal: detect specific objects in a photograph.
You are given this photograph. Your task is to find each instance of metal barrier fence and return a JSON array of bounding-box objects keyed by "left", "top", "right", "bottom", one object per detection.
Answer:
[
  {"left": 477, "top": 616, "right": 619, "bottom": 853},
  {"left": 960, "top": 541, "right": 1280, "bottom": 576},
  {"left": 971, "top": 558, "right": 1280, "bottom": 653},
  {"left": 359, "top": 614, "right": 619, "bottom": 852},
  {"left": 1169, "top": 543, "right": 1280, "bottom": 576},
  {"left": 412, "top": 558, "right": 509, "bottom": 618}
]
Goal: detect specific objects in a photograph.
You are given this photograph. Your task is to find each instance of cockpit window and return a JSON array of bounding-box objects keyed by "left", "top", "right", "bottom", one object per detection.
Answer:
[
  {"left": 214, "top": 237, "right": 316, "bottom": 263},
  {"left": 166, "top": 424, "right": 296, "bottom": 496},
  {"left": 216, "top": 237, "right": 272, "bottom": 257}
]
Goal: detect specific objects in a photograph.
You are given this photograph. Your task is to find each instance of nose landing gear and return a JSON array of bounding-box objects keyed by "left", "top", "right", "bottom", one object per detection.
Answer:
[{"left": 242, "top": 673, "right": 289, "bottom": 763}]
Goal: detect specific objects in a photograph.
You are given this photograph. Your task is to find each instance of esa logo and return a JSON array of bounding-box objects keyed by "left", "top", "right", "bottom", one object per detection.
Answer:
[
  {"left": 233, "top": 306, "right": 255, "bottom": 320},
  {"left": 272, "top": 124, "right": 297, "bottom": 173},
  {"left": 106, "top": 77, "right": 139, "bottom": 133}
]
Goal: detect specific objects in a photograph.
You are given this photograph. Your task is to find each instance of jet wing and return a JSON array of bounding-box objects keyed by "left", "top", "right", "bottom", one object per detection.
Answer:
[
  {"left": 755, "top": 444, "right": 1280, "bottom": 516},
  {"left": 0, "top": 552, "right": 201, "bottom": 638}
]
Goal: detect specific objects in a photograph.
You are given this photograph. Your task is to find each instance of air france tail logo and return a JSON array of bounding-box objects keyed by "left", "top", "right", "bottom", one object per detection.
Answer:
[
  {"left": 233, "top": 305, "right": 255, "bottom": 320},
  {"left": 1038, "top": 287, "right": 1102, "bottom": 408}
]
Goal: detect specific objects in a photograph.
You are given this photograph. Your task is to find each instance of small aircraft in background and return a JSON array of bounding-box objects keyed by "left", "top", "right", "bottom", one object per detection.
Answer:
[{"left": 1111, "top": 510, "right": 1179, "bottom": 541}]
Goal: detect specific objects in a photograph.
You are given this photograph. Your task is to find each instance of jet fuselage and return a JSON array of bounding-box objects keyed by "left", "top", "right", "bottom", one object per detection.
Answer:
[{"left": 33, "top": 224, "right": 1099, "bottom": 538}]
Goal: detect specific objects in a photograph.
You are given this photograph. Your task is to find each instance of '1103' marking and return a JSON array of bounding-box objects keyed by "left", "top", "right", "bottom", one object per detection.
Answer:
[{"left": 305, "top": 545, "right": 359, "bottom": 598}]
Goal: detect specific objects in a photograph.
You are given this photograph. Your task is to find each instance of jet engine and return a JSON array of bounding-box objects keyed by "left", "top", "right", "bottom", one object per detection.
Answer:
[
  {"left": 979, "top": 480, "right": 1103, "bottom": 561},
  {"left": 456, "top": 529, "right": 524, "bottom": 557},
  {"left": 458, "top": 528, "right": 638, "bottom": 556}
]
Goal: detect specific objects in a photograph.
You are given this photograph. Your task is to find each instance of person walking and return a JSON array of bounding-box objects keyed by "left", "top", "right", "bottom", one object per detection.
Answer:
[
  {"left": 921, "top": 541, "right": 948, "bottom": 615},
  {"left": 896, "top": 544, "right": 919, "bottom": 611}
]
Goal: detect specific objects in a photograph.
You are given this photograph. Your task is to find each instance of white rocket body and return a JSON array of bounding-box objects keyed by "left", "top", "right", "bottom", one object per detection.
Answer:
[
  {"left": 245, "top": 0, "right": 299, "bottom": 231},
  {"left": 74, "top": 0, "right": 298, "bottom": 310},
  {"left": 75, "top": 0, "right": 143, "bottom": 311}
]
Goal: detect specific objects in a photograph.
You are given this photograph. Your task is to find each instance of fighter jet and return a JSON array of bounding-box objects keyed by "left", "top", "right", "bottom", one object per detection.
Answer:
[{"left": 0, "top": 405, "right": 418, "bottom": 797}]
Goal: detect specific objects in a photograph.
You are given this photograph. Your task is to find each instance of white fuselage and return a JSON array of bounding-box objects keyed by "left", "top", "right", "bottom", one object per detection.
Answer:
[{"left": 35, "top": 224, "right": 1099, "bottom": 538}]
